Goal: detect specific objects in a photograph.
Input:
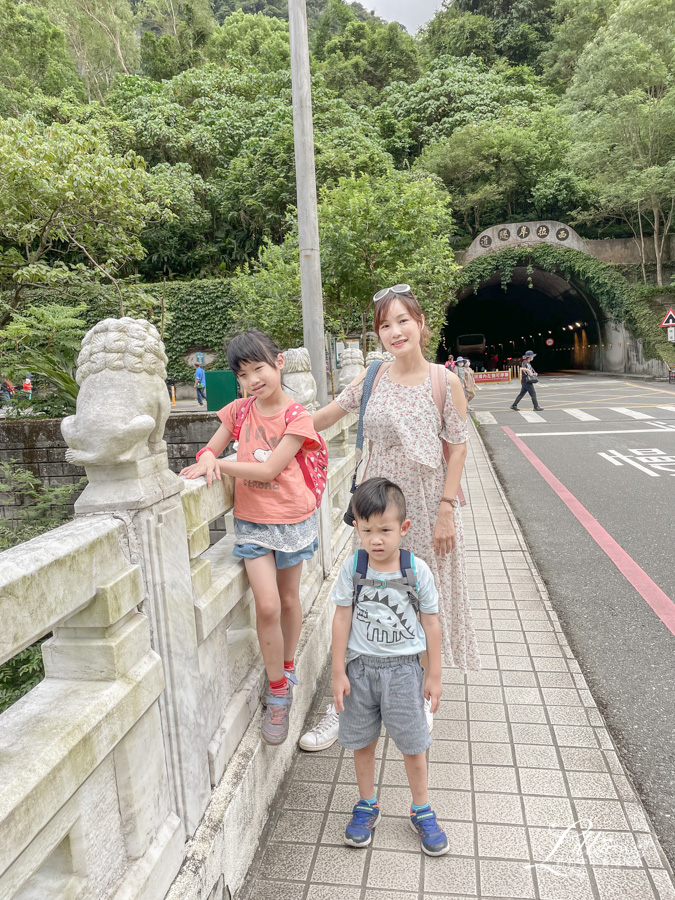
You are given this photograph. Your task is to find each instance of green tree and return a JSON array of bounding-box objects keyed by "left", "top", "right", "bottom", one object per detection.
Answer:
[
  {"left": 567, "top": 0, "right": 675, "bottom": 284},
  {"left": 415, "top": 108, "right": 582, "bottom": 237},
  {"left": 539, "top": 0, "right": 619, "bottom": 89},
  {"left": 231, "top": 171, "right": 459, "bottom": 351},
  {"left": 0, "top": 116, "right": 169, "bottom": 329},
  {"left": 205, "top": 10, "right": 290, "bottom": 73},
  {"left": 139, "top": 0, "right": 214, "bottom": 80},
  {"left": 321, "top": 19, "right": 420, "bottom": 107},
  {"left": 0, "top": 0, "right": 85, "bottom": 116},
  {"left": 419, "top": 4, "right": 496, "bottom": 64},
  {"left": 452, "top": 0, "right": 557, "bottom": 66},
  {"left": 374, "top": 55, "right": 552, "bottom": 166},
  {"left": 40, "top": 0, "right": 139, "bottom": 100}
]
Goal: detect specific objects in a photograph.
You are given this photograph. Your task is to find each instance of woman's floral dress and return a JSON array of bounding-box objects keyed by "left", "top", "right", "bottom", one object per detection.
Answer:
[{"left": 337, "top": 368, "right": 481, "bottom": 672}]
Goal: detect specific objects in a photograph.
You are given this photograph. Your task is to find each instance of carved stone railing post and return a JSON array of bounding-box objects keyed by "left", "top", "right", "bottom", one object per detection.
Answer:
[
  {"left": 61, "top": 317, "right": 211, "bottom": 837},
  {"left": 282, "top": 346, "right": 318, "bottom": 411},
  {"left": 337, "top": 347, "right": 365, "bottom": 391}
]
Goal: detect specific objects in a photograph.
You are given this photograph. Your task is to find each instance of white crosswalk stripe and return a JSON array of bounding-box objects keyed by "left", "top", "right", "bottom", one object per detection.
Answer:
[
  {"left": 610, "top": 407, "right": 653, "bottom": 419},
  {"left": 563, "top": 409, "right": 599, "bottom": 421},
  {"left": 473, "top": 412, "right": 498, "bottom": 425},
  {"left": 519, "top": 410, "right": 546, "bottom": 423},
  {"left": 657, "top": 406, "right": 675, "bottom": 414}
]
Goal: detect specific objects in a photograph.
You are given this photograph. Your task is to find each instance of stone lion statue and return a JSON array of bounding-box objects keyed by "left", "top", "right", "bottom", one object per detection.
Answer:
[
  {"left": 337, "top": 347, "right": 365, "bottom": 391},
  {"left": 62, "top": 317, "right": 170, "bottom": 467},
  {"left": 282, "top": 347, "right": 318, "bottom": 411}
]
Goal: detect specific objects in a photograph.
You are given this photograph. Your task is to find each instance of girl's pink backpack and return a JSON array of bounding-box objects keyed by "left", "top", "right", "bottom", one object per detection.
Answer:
[{"left": 232, "top": 398, "right": 329, "bottom": 507}]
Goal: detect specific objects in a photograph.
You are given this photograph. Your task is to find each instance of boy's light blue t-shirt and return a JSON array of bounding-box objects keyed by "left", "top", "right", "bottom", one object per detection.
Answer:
[{"left": 332, "top": 552, "right": 439, "bottom": 663}]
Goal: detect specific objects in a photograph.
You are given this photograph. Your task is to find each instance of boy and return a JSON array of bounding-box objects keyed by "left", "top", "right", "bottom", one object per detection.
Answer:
[{"left": 331, "top": 477, "right": 449, "bottom": 856}]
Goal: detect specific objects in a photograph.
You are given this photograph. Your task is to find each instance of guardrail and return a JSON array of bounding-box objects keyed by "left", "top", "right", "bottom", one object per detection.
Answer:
[{"left": 0, "top": 321, "right": 357, "bottom": 900}]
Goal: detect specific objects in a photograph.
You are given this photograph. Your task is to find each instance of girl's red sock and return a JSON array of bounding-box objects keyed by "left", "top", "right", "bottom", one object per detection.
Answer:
[
  {"left": 284, "top": 659, "right": 295, "bottom": 674},
  {"left": 268, "top": 675, "right": 288, "bottom": 697}
]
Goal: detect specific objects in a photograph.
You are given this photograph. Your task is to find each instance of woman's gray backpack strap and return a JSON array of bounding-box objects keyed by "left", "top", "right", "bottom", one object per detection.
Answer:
[{"left": 351, "top": 548, "right": 420, "bottom": 613}]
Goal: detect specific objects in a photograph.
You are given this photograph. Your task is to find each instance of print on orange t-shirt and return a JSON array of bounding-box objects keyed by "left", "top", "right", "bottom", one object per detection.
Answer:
[{"left": 218, "top": 399, "right": 320, "bottom": 525}]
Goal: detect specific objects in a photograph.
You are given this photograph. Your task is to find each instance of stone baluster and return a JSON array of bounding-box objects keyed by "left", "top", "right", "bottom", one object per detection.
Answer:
[{"left": 61, "top": 317, "right": 211, "bottom": 838}]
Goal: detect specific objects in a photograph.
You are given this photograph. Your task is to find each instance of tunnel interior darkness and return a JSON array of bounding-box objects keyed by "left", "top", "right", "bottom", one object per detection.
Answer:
[{"left": 441, "top": 267, "right": 602, "bottom": 371}]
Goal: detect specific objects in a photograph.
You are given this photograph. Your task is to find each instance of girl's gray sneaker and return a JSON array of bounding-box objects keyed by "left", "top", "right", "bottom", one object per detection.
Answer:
[
  {"left": 261, "top": 691, "right": 293, "bottom": 745},
  {"left": 299, "top": 703, "right": 339, "bottom": 751},
  {"left": 261, "top": 671, "right": 297, "bottom": 708}
]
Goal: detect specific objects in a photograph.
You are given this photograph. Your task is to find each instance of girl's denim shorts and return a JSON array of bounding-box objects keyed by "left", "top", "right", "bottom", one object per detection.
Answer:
[{"left": 233, "top": 536, "right": 319, "bottom": 570}]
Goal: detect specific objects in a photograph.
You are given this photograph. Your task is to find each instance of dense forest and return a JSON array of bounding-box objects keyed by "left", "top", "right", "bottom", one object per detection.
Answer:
[{"left": 0, "top": 0, "right": 674, "bottom": 405}]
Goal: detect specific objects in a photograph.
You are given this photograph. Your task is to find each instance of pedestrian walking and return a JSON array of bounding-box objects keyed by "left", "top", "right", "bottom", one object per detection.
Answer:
[
  {"left": 511, "top": 350, "right": 544, "bottom": 411},
  {"left": 444, "top": 354, "right": 455, "bottom": 370},
  {"left": 459, "top": 358, "right": 477, "bottom": 409},
  {"left": 22, "top": 375, "right": 32, "bottom": 399},
  {"left": 194, "top": 362, "right": 206, "bottom": 406},
  {"left": 299, "top": 284, "right": 480, "bottom": 752},
  {"left": 180, "top": 330, "right": 326, "bottom": 746},
  {"left": 331, "top": 477, "right": 450, "bottom": 856},
  {"left": 0, "top": 376, "right": 13, "bottom": 405}
]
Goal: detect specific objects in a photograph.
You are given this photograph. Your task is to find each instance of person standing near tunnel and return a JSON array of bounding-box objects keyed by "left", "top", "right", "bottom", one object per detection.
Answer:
[
  {"left": 298, "top": 285, "right": 481, "bottom": 752},
  {"left": 511, "top": 350, "right": 544, "bottom": 412}
]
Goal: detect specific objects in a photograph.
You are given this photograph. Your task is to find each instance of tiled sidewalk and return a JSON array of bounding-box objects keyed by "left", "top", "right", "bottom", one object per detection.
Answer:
[{"left": 240, "top": 423, "right": 675, "bottom": 900}]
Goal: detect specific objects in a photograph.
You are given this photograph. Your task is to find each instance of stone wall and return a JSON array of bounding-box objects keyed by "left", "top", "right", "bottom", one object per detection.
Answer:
[{"left": 0, "top": 412, "right": 223, "bottom": 525}]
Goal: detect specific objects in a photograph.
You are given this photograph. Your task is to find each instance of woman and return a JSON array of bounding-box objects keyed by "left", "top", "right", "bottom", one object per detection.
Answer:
[
  {"left": 299, "top": 285, "right": 480, "bottom": 752},
  {"left": 511, "top": 350, "right": 544, "bottom": 411}
]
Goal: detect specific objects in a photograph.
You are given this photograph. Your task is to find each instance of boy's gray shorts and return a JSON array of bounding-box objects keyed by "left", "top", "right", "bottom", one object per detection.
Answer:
[{"left": 339, "top": 654, "right": 432, "bottom": 756}]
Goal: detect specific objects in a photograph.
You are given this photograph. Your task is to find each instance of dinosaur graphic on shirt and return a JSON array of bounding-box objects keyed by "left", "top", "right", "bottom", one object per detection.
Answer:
[{"left": 355, "top": 590, "right": 417, "bottom": 644}]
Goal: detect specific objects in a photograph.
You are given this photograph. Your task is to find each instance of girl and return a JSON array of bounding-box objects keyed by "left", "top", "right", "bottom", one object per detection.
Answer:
[
  {"left": 299, "top": 286, "right": 480, "bottom": 752},
  {"left": 180, "top": 329, "right": 321, "bottom": 746}
]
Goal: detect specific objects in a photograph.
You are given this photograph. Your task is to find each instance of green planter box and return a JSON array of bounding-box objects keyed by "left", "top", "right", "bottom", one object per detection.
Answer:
[{"left": 205, "top": 370, "right": 238, "bottom": 412}]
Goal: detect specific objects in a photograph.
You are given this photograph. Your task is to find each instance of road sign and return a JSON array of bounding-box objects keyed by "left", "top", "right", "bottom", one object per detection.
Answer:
[
  {"left": 660, "top": 308, "right": 675, "bottom": 327},
  {"left": 475, "top": 371, "right": 511, "bottom": 383},
  {"left": 668, "top": 326, "right": 675, "bottom": 342},
  {"left": 545, "top": 338, "right": 554, "bottom": 347},
  {"left": 195, "top": 351, "right": 205, "bottom": 364}
]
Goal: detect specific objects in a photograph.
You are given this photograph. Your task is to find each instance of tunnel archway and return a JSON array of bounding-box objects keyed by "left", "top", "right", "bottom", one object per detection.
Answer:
[
  {"left": 443, "top": 265, "right": 603, "bottom": 372},
  {"left": 441, "top": 245, "right": 658, "bottom": 374}
]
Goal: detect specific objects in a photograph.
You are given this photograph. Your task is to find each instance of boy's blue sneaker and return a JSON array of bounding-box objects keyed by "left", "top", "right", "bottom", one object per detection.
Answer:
[
  {"left": 344, "top": 800, "right": 381, "bottom": 848},
  {"left": 409, "top": 805, "right": 450, "bottom": 856}
]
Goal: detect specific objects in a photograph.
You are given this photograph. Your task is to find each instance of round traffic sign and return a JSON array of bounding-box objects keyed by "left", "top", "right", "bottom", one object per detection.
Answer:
[{"left": 545, "top": 338, "right": 554, "bottom": 347}]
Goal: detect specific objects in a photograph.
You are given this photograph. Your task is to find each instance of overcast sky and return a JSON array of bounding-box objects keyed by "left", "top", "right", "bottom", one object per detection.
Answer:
[{"left": 366, "top": 0, "right": 443, "bottom": 34}]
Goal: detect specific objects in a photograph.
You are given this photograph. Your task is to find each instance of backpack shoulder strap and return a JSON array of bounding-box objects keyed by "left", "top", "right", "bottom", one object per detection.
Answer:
[
  {"left": 352, "top": 548, "right": 370, "bottom": 605},
  {"left": 399, "top": 549, "right": 420, "bottom": 612},
  {"left": 355, "top": 362, "right": 383, "bottom": 462},
  {"left": 232, "top": 396, "right": 255, "bottom": 441},
  {"left": 430, "top": 364, "right": 447, "bottom": 419}
]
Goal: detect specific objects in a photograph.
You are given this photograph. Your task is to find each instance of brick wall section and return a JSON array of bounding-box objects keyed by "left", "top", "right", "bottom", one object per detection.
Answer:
[{"left": 0, "top": 414, "right": 228, "bottom": 538}]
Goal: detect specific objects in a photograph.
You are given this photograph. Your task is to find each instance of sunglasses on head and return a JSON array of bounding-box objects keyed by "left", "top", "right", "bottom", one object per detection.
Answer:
[{"left": 372, "top": 283, "right": 412, "bottom": 304}]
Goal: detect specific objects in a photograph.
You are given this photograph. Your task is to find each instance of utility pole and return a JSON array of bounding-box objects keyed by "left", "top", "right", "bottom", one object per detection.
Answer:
[{"left": 288, "top": 0, "right": 327, "bottom": 407}]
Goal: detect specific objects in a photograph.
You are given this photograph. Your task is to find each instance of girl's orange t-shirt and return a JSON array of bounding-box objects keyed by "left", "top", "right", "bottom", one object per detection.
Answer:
[{"left": 218, "top": 399, "right": 320, "bottom": 525}]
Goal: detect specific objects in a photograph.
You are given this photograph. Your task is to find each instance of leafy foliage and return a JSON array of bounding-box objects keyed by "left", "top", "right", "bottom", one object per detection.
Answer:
[
  {"left": 373, "top": 56, "right": 552, "bottom": 165},
  {"left": 0, "top": 0, "right": 84, "bottom": 116}
]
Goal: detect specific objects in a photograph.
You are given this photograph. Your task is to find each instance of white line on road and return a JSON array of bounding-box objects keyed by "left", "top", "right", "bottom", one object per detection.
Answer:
[
  {"left": 604, "top": 449, "right": 660, "bottom": 476},
  {"left": 564, "top": 409, "right": 599, "bottom": 421},
  {"left": 474, "top": 412, "right": 498, "bottom": 425},
  {"left": 515, "top": 427, "right": 675, "bottom": 437},
  {"left": 658, "top": 407, "right": 675, "bottom": 413},
  {"left": 598, "top": 452, "right": 623, "bottom": 466},
  {"left": 519, "top": 410, "right": 546, "bottom": 423},
  {"left": 610, "top": 407, "right": 654, "bottom": 419}
]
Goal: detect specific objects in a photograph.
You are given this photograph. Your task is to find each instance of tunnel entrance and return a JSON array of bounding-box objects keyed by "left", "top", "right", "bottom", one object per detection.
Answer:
[{"left": 442, "top": 266, "right": 602, "bottom": 372}]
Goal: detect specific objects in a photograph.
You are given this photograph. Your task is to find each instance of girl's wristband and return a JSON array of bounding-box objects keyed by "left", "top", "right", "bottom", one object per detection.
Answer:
[{"left": 195, "top": 447, "right": 215, "bottom": 463}]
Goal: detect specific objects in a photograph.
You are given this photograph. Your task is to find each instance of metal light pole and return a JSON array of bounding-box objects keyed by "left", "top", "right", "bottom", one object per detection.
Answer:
[{"left": 288, "top": 0, "right": 327, "bottom": 407}]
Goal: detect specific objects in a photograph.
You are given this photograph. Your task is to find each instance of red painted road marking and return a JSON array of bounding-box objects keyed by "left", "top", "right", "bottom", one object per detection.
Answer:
[{"left": 502, "top": 426, "right": 675, "bottom": 637}]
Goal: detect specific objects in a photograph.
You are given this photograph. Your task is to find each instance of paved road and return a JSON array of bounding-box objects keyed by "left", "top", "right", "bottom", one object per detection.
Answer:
[{"left": 471, "top": 374, "right": 675, "bottom": 868}]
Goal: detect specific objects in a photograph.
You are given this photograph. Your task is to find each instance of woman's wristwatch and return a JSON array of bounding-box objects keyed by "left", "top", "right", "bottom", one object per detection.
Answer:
[{"left": 440, "top": 496, "right": 459, "bottom": 508}]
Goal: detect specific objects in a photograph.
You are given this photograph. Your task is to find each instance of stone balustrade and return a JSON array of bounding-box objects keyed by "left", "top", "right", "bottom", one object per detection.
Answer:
[{"left": 0, "top": 319, "right": 358, "bottom": 900}]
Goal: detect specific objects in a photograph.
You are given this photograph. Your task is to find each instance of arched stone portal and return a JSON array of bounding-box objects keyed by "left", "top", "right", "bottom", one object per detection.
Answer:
[
  {"left": 444, "top": 242, "right": 670, "bottom": 377},
  {"left": 465, "top": 220, "right": 589, "bottom": 263}
]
